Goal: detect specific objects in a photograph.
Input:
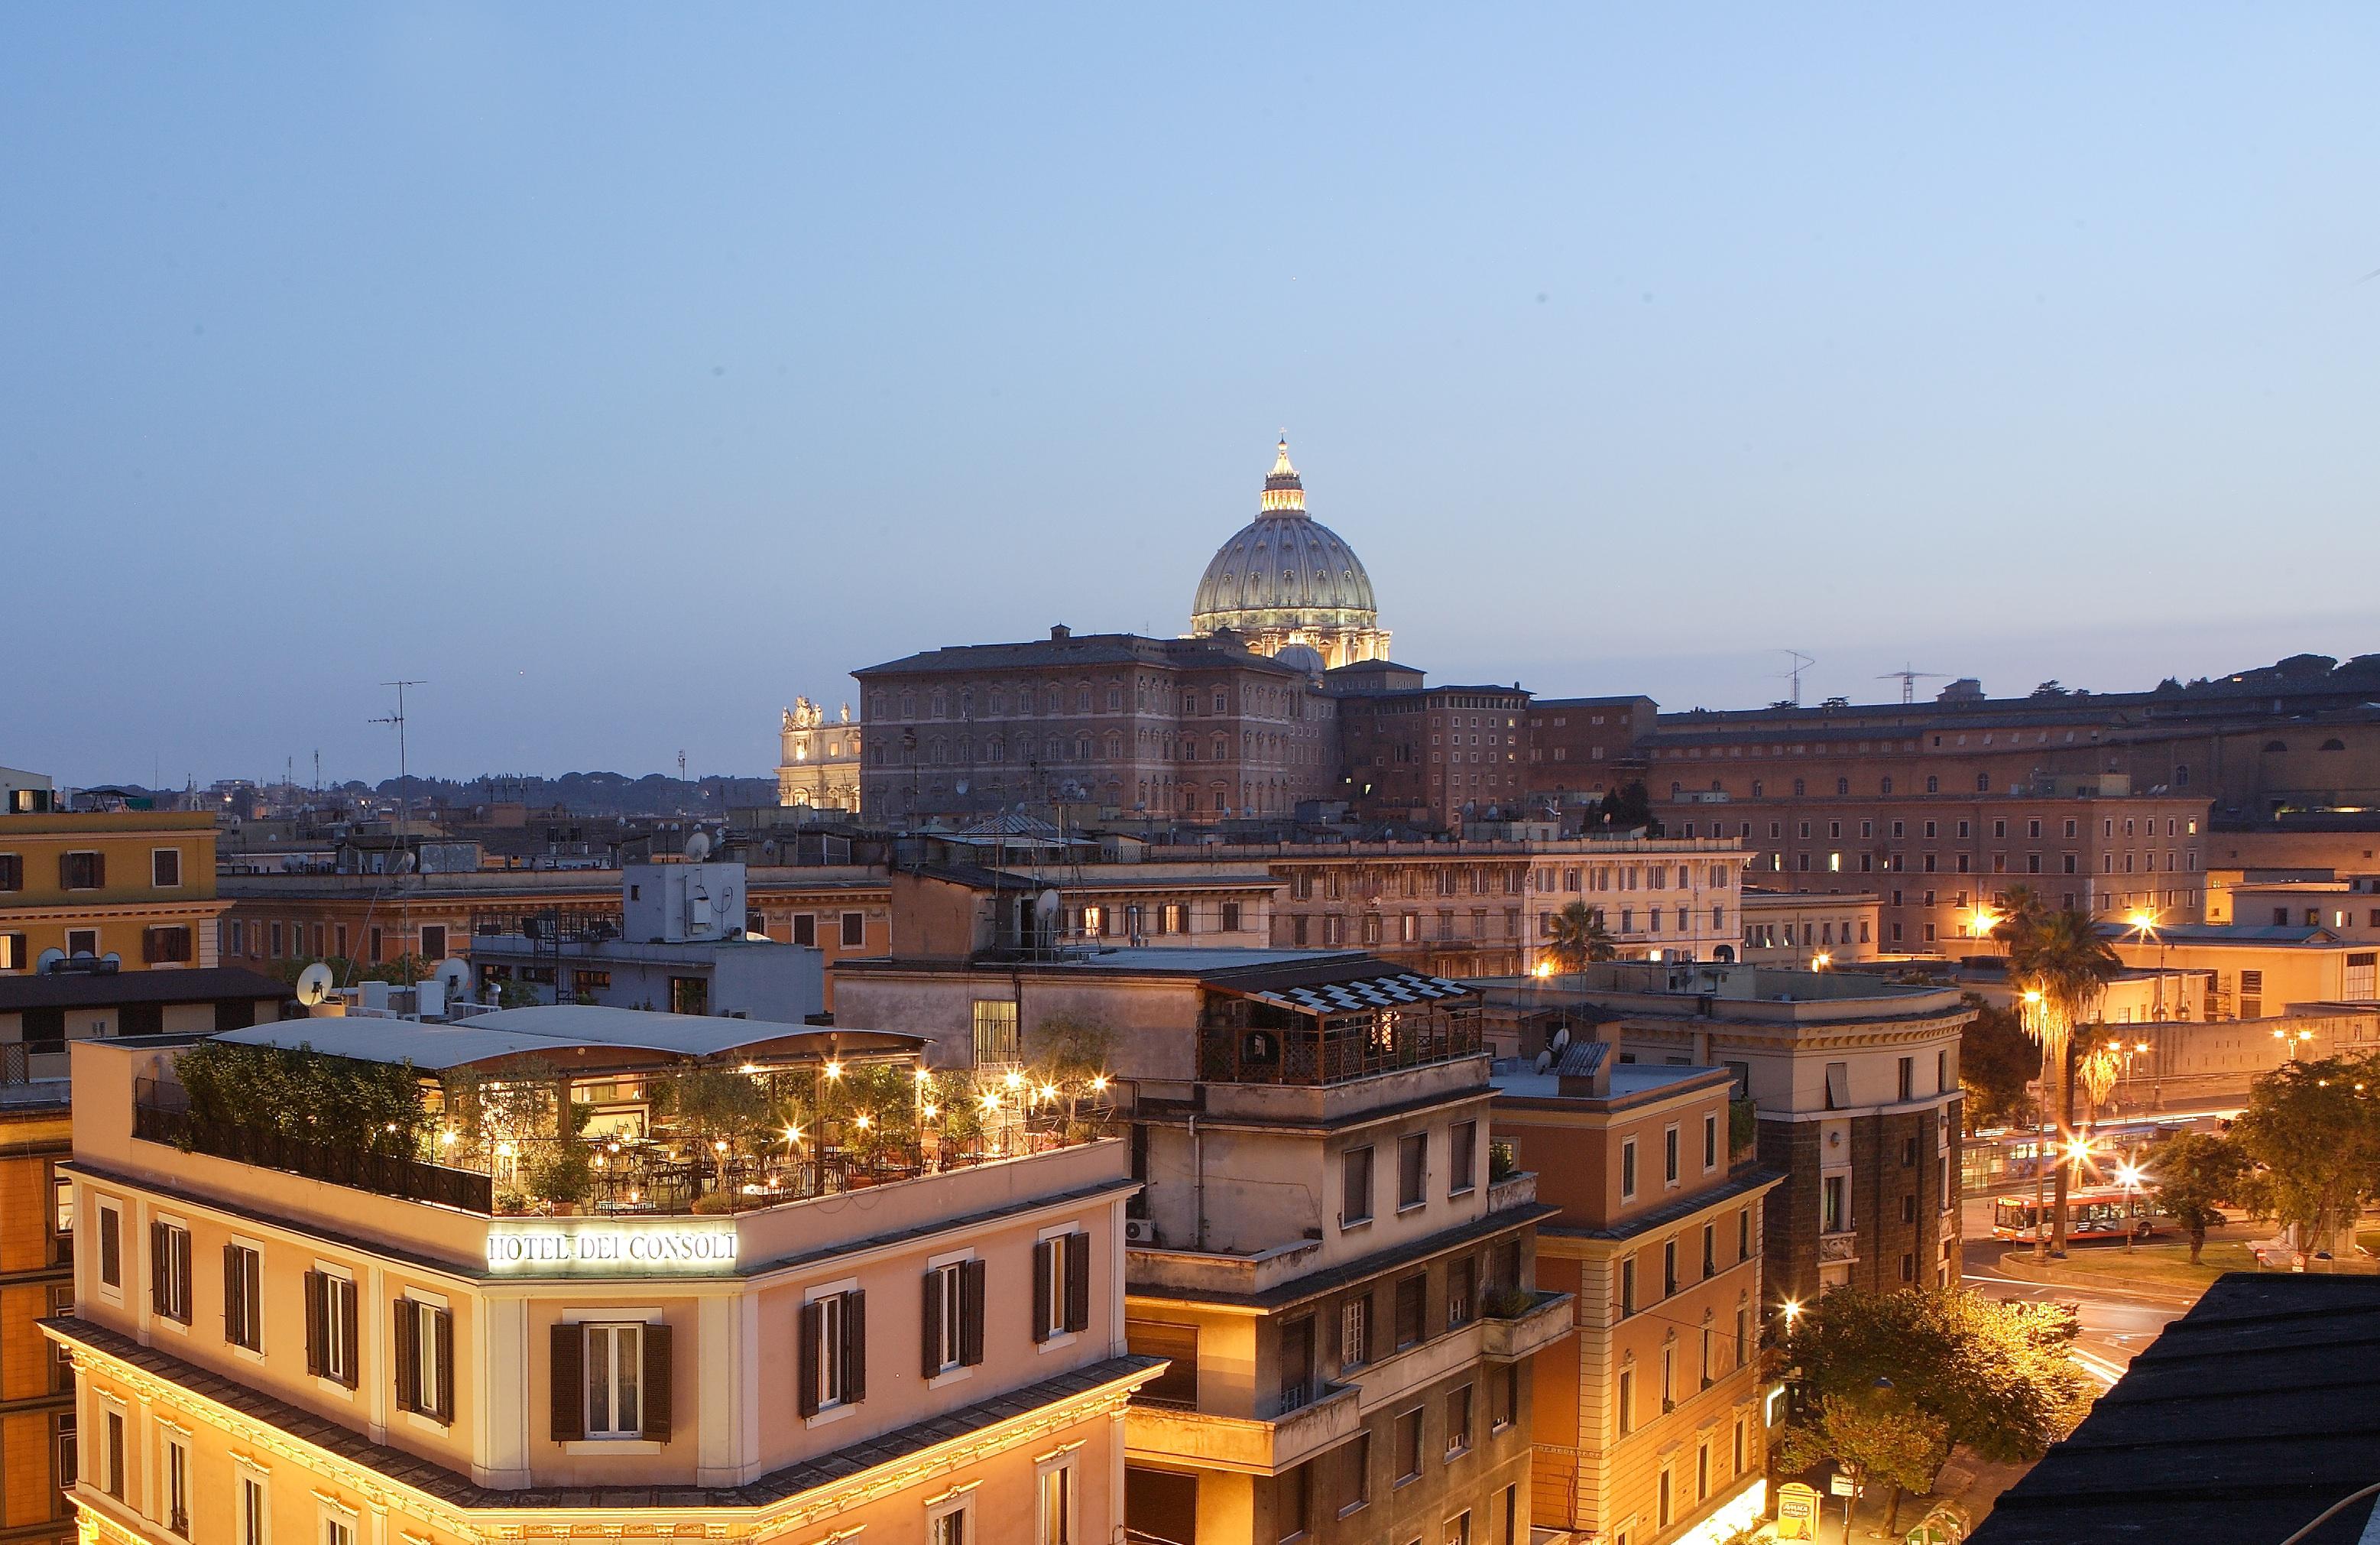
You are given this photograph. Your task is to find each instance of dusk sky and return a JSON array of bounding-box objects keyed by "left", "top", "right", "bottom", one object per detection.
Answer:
[{"left": 8, "top": 7, "right": 2377, "bottom": 789}]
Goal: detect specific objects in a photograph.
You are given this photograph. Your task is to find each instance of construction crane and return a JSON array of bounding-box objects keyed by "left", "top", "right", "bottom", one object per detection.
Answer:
[{"left": 1877, "top": 665, "right": 1950, "bottom": 704}]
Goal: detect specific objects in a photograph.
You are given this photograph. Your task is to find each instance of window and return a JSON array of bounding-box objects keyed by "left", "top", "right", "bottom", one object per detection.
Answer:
[
  {"left": 1034, "top": 1232, "right": 1091, "bottom": 1342},
  {"left": 396, "top": 1297, "right": 455, "bottom": 1423},
  {"left": 1039, "top": 1457, "right": 1076, "bottom": 1545},
  {"left": 1740, "top": 1206, "right": 1753, "bottom": 1261},
  {"left": 104, "top": 1407, "right": 125, "bottom": 1499},
  {"left": 1395, "top": 1273, "right": 1427, "bottom": 1349},
  {"left": 970, "top": 1000, "right": 1020, "bottom": 1064},
  {"left": 1446, "top": 1384, "right": 1474, "bottom": 1456},
  {"left": 1396, "top": 1407, "right": 1425, "bottom": 1483},
  {"left": 791, "top": 913, "right": 817, "bottom": 946},
  {"left": 1663, "top": 1239, "right": 1678, "bottom": 1297},
  {"left": 1279, "top": 1461, "right": 1312, "bottom": 1540},
  {"left": 60, "top": 851, "right": 104, "bottom": 890},
  {"left": 1664, "top": 1125, "right": 1680, "bottom": 1184},
  {"left": 1493, "top": 1363, "right": 1519, "bottom": 1431},
  {"left": 1448, "top": 1120, "right": 1477, "bottom": 1196},
  {"left": 0, "top": 853, "right": 18, "bottom": 891},
  {"left": 224, "top": 1243, "right": 262, "bottom": 1350},
  {"left": 1620, "top": 1256, "right": 1637, "bottom": 1317},
  {"left": 305, "top": 1270, "right": 359, "bottom": 1387},
  {"left": 420, "top": 923, "right": 448, "bottom": 960},
  {"left": 1399, "top": 1132, "right": 1428, "bottom": 1210},
  {"left": 1617, "top": 1367, "right": 1636, "bottom": 1436},
  {"left": 929, "top": 1497, "right": 973, "bottom": 1545},
  {"left": 1702, "top": 1223, "right": 1717, "bottom": 1278},
  {"left": 165, "top": 1430, "right": 190, "bottom": 1535},
  {"left": 1620, "top": 1138, "right": 1638, "bottom": 1199},
  {"left": 1221, "top": 900, "right": 1242, "bottom": 932},
  {"left": 922, "top": 1258, "right": 985, "bottom": 1376},
  {"left": 152, "top": 848, "right": 182, "bottom": 888},
  {"left": 151, "top": 1220, "right": 193, "bottom": 1323},
  {"left": 1447, "top": 1256, "right": 1477, "bottom": 1329},
  {"left": 143, "top": 925, "right": 193, "bottom": 964},
  {"left": 97, "top": 1202, "right": 121, "bottom": 1290},
  {"left": 1335, "top": 1431, "right": 1371, "bottom": 1516},
  {"left": 1343, "top": 1147, "right": 1374, "bottom": 1226},
  {"left": 1340, "top": 1293, "right": 1372, "bottom": 1368},
  {"left": 1822, "top": 1175, "right": 1847, "bottom": 1233},
  {"left": 1824, "top": 1061, "right": 1849, "bottom": 1110},
  {"left": 238, "top": 1475, "right": 266, "bottom": 1545},
  {"left": 840, "top": 910, "right": 865, "bottom": 948},
  {"left": 1697, "top": 1442, "right": 1711, "bottom": 1501},
  {"left": 1898, "top": 1056, "right": 1915, "bottom": 1101},
  {"left": 1659, "top": 1468, "right": 1674, "bottom": 1527},
  {"left": 1703, "top": 1112, "right": 1718, "bottom": 1171}
]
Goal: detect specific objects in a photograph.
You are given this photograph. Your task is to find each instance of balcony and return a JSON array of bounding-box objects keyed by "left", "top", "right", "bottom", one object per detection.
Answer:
[
  {"left": 1819, "top": 1229, "right": 1860, "bottom": 1264},
  {"left": 1126, "top": 1380, "right": 1363, "bottom": 1476},
  {"left": 1479, "top": 1290, "right": 1574, "bottom": 1362}
]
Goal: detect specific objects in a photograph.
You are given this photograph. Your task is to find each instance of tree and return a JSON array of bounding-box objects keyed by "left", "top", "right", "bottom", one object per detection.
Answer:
[
  {"left": 1996, "top": 901, "right": 2119, "bottom": 1255},
  {"left": 1593, "top": 781, "right": 1658, "bottom": 833},
  {"left": 2229, "top": 1053, "right": 2380, "bottom": 1257},
  {"left": 176, "top": 1040, "right": 425, "bottom": 1155},
  {"left": 2150, "top": 1132, "right": 2248, "bottom": 1264},
  {"left": 1957, "top": 997, "right": 2040, "bottom": 1133},
  {"left": 1546, "top": 901, "right": 1618, "bottom": 973},
  {"left": 1776, "top": 1287, "right": 2090, "bottom": 1520},
  {"left": 1778, "top": 1391, "right": 1949, "bottom": 1534}
]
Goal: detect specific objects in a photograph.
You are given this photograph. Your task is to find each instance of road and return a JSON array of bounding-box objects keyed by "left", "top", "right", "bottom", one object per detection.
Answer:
[{"left": 1957, "top": 1194, "right": 2203, "bottom": 1385}]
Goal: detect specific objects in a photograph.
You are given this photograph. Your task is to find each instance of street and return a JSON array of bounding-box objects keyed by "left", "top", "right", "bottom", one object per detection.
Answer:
[{"left": 1957, "top": 1194, "right": 2202, "bottom": 1384}]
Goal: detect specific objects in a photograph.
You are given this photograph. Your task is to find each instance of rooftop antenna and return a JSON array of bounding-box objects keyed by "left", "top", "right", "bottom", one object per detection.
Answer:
[
  {"left": 1876, "top": 664, "right": 1950, "bottom": 704},
  {"left": 372, "top": 679, "right": 425, "bottom": 988},
  {"left": 1775, "top": 650, "right": 1816, "bottom": 707}
]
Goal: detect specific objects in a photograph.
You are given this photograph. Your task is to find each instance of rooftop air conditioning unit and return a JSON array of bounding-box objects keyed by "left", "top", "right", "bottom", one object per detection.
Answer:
[{"left": 1123, "top": 1219, "right": 1157, "bottom": 1245}]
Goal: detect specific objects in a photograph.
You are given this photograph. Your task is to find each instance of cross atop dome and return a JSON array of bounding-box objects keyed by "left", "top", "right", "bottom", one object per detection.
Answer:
[{"left": 1261, "top": 434, "right": 1306, "bottom": 512}]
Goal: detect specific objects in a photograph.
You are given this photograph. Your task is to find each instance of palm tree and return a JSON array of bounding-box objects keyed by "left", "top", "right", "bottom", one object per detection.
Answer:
[
  {"left": 1997, "top": 904, "right": 2119, "bottom": 1256},
  {"left": 1546, "top": 900, "right": 1618, "bottom": 974}
]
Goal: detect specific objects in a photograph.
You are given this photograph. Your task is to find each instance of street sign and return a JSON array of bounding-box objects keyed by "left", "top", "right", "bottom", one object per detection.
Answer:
[
  {"left": 1777, "top": 1482, "right": 1821, "bottom": 1541},
  {"left": 1830, "top": 1473, "right": 1858, "bottom": 1497}
]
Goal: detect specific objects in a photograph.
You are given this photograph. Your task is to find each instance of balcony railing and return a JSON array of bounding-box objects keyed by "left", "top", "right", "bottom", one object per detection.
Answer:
[
  {"left": 1197, "top": 1008, "right": 1483, "bottom": 1086},
  {"left": 134, "top": 1099, "right": 495, "bottom": 1213}
]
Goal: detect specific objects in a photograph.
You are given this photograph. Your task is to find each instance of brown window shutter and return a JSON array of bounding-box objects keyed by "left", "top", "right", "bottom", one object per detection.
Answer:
[
  {"left": 92, "top": 852, "right": 105, "bottom": 888},
  {"left": 394, "top": 1301, "right": 419, "bottom": 1413},
  {"left": 796, "top": 1302, "right": 822, "bottom": 1417},
  {"left": 150, "top": 1220, "right": 165, "bottom": 1312},
  {"left": 549, "top": 1323, "right": 584, "bottom": 1441},
  {"left": 222, "top": 1245, "right": 238, "bottom": 1342},
  {"left": 175, "top": 1230, "right": 191, "bottom": 1319},
  {"left": 340, "top": 1281, "right": 358, "bottom": 1388},
  {"left": 921, "top": 1271, "right": 944, "bottom": 1380},
  {"left": 640, "top": 1323, "right": 673, "bottom": 1442},
  {"left": 433, "top": 1307, "right": 455, "bottom": 1423},
  {"left": 1065, "top": 1234, "right": 1091, "bottom": 1334},
  {"left": 1032, "top": 1240, "right": 1053, "bottom": 1342},
  {"left": 961, "top": 1259, "right": 987, "bottom": 1367},
  {"left": 57, "top": 854, "right": 72, "bottom": 889},
  {"left": 843, "top": 1290, "right": 867, "bottom": 1404},
  {"left": 303, "top": 1271, "right": 325, "bottom": 1378}
]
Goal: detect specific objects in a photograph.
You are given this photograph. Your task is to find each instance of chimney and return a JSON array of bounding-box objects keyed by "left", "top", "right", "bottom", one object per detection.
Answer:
[{"left": 1050, "top": 624, "right": 1071, "bottom": 641}]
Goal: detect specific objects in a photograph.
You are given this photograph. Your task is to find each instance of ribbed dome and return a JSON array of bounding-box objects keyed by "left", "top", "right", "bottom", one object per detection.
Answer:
[{"left": 1190, "top": 439, "right": 1380, "bottom": 628}]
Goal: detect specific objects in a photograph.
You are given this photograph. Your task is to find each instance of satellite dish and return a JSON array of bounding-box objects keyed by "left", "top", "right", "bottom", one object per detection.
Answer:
[
  {"left": 685, "top": 830, "right": 712, "bottom": 862},
  {"left": 70, "top": 944, "right": 94, "bottom": 959},
  {"left": 1550, "top": 1025, "right": 1571, "bottom": 1051},
  {"left": 433, "top": 958, "right": 470, "bottom": 998},
  {"left": 760, "top": 839, "right": 780, "bottom": 860},
  {"left": 35, "top": 948, "right": 64, "bottom": 974},
  {"left": 1034, "top": 888, "right": 1062, "bottom": 927},
  {"left": 101, "top": 953, "right": 122, "bottom": 972},
  {"left": 394, "top": 850, "right": 417, "bottom": 875},
  {"left": 295, "top": 962, "right": 336, "bottom": 1006},
  {"left": 1534, "top": 1048, "right": 1554, "bottom": 1074}
]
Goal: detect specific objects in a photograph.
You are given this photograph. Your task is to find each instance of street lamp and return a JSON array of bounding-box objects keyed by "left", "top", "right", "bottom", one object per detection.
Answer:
[
  {"left": 2113, "top": 1158, "right": 2148, "bottom": 1255},
  {"left": 2021, "top": 988, "right": 2052, "bottom": 1261}
]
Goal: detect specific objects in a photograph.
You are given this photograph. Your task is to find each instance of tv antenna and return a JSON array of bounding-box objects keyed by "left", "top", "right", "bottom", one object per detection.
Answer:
[
  {"left": 1876, "top": 664, "right": 1950, "bottom": 704},
  {"left": 371, "top": 680, "right": 426, "bottom": 988},
  {"left": 1774, "top": 651, "right": 1816, "bottom": 707}
]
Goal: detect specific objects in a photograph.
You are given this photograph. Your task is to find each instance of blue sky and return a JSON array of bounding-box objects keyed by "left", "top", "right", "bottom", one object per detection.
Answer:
[{"left": 6, "top": 6, "right": 2376, "bottom": 787}]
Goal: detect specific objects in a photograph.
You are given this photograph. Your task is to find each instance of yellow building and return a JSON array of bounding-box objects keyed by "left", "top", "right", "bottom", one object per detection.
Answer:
[
  {"left": 1, "top": 1086, "right": 75, "bottom": 1545},
  {"left": 46, "top": 1009, "right": 1156, "bottom": 1545},
  {"left": 0, "top": 810, "right": 224, "bottom": 974}
]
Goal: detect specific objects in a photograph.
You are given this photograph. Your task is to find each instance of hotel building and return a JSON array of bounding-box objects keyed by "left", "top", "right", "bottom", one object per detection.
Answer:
[{"left": 45, "top": 1007, "right": 1158, "bottom": 1545}]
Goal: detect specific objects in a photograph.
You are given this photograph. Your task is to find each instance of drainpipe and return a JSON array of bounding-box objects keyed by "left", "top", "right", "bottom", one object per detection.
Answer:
[{"left": 1190, "top": 1112, "right": 1208, "bottom": 1250}]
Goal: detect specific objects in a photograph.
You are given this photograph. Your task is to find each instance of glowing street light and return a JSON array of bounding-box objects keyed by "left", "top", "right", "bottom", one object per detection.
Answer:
[{"left": 822, "top": 1060, "right": 844, "bottom": 1081}]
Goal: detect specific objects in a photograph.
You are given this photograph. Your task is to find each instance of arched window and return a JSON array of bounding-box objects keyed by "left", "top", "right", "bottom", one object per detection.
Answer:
[
  {"left": 929, "top": 738, "right": 947, "bottom": 764},
  {"left": 1791, "top": 778, "right": 1805, "bottom": 797},
  {"left": 1075, "top": 734, "right": 1092, "bottom": 761},
  {"left": 1880, "top": 776, "right": 1895, "bottom": 795},
  {"left": 2320, "top": 738, "right": 2347, "bottom": 751},
  {"left": 1751, "top": 781, "right": 1764, "bottom": 798},
  {"left": 930, "top": 691, "right": 948, "bottom": 719},
  {"left": 1976, "top": 773, "right": 1991, "bottom": 792},
  {"left": 987, "top": 735, "right": 1004, "bottom": 762},
  {"left": 1104, "top": 731, "right": 1122, "bottom": 758},
  {"left": 1835, "top": 777, "right": 1849, "bottom": 795},
  {"left": 2264, "top": 740, "right": 2288, "bottom": 752},
  {"left": 900, "top": 691, "right": 916, "bottom": 719}
]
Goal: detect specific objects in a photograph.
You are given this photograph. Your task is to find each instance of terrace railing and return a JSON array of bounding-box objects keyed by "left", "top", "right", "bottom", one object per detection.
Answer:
[{"left": 134, "top": 1082, "right": 494, "bottom": 1212}]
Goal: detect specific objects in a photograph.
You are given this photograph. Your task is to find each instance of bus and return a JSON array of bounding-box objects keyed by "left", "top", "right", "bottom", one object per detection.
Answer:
[
  {"left": 1962, "top": 1112, "right": 2227, "bottom": 1193},
  {"left": 1991, "top": 1186, "right": 2160, "bottom": 1244}
]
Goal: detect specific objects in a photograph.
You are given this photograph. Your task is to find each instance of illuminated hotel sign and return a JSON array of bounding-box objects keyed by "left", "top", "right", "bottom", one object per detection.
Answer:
[{"left": 485, "top": 1223, "right": 738, "bottom": 1274}]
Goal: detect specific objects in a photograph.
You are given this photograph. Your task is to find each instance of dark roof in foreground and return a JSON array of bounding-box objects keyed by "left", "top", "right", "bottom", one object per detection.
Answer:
[
  {"left": 0, "top": 966, "right": 290, "bottom": 1011},
  {"left": 1970, "top": 1273, "right": 2380, "bottom": 1545}
]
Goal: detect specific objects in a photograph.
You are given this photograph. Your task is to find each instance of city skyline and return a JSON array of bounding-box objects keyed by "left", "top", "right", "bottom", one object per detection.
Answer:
[{"left": 9, "top": 7, "right": 2379, "bottom": 784}]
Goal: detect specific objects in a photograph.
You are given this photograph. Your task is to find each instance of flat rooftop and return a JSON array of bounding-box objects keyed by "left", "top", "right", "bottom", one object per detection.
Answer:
[{"left": 215, "top": 1004, "right": 921, "bottom": 1072}]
